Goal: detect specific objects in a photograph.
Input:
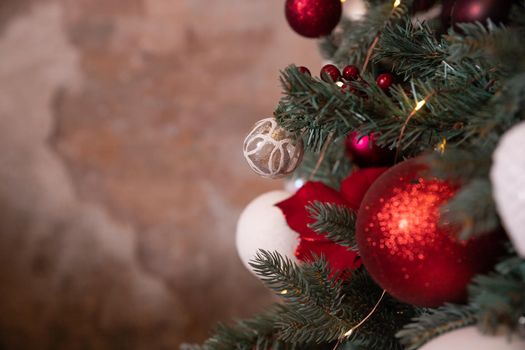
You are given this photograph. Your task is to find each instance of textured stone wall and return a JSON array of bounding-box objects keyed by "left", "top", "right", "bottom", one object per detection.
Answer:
[{"left": 0, "top": 1, "right": 321, "bottom": 348}]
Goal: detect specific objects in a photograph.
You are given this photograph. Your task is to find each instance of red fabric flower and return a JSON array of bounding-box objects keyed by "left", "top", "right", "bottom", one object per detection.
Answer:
[{"left": 276, "top": 168, "right": 387, "bottom": 276}]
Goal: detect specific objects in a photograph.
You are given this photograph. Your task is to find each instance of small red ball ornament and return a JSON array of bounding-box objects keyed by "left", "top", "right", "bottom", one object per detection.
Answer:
[
  {"left": 298, "top": 66, "right": 312, "bottom": 76},
  {"left": 345, "top": 132, "right": 394, "bottom": 167},
  {"left": 376, "top": 73, "right": 394, "bottom": 91},
  {"left": 356, "top": 157, "right": 504, "bottom": 307},
  {"left": 450, "top": 0, "right": 512, "bottom": 26},
  {"left": 285, "top": 0, "right": 342, "bottom": 38},
  {"left": 321, "top": 64, "right": 341, "bottom": 82},
  {"left": 342, "top": 65, "right": 360, "bottom": 81}
]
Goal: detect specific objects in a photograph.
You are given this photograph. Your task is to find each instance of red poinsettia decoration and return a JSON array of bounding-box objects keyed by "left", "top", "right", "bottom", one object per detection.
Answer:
[{"left": 276, "top": 168, "right": 387, "bottom": 277}]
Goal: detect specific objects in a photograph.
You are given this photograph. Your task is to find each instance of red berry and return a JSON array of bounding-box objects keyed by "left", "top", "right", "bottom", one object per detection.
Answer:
[
  {"left": 298, "top": 66, "right": 311, "bottom": 76},
  {"left": 320, "top": 64, "right": 341, "bottom": 82},
  {"left": 342, "top": 65, "right": 360, "bottom": 81},
  {"left": 376, "top": 73, "right": 394, "bottom": 91}
]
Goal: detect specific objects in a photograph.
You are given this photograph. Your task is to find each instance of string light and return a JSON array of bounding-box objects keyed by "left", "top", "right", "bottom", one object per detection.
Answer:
[
  {"left": 414, "top": 99, "right": 426, "bottom": 111},
  {"left": 332, "top": 290, "right": 387, "bottom": 350},
  {"left": 280, "top": 289, "right": 288, "bottom": 295},
  {"left": 395, "top": 97, "right": 430, "bottom": 162},
  {"left": 436, "top": 138, "right": 447, "bottom": 154},
  {"left": 393, "top": 0, "right": 401, "bottom": 8}
]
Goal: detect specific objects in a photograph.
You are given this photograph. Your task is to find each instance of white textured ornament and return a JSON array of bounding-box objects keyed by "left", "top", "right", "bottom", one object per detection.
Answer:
[
  {"left": 491, "top": 121, "right": 525, "bottom": 257},
  {"left": 343, "top": 0, "right": 367, "bottom": 21},
  {"left": 236, "top": 191, "right": 300, "bottom": 275},
  {"left": 420, "top": 327, "right": 525, "bottom": 350},
  {"left": 243, "top": 118, "right": 304, "bottom": 179}
]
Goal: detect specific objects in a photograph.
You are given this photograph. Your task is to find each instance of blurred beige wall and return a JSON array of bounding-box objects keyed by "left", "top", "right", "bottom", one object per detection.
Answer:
[{"left": 0, "top": 0, "right": 321, "bottom": 348}]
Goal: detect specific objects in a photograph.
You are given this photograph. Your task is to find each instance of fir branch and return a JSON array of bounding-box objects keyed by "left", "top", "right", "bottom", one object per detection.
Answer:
[
  {"left": 307, "top": 201, "right": 358, "bottom": 250},
  {"left": 275, "top": 64, "right": 495, "bottom": 156},
  {"left": 447, "top": 22, "right": 525, "bottom": 71},
  {"left": 323, "top": 2, "right": 409, "bottom": 68},
  {"left": 440, "top": 178, "right": 499, "bottom": 240},
  {"left": 341, "top": 269, "right": 417, "bottom": 350},
  {"left": 294, "top": 139, "right": 353, "bottom": 189},
  {"left": 193, "top": 305, "right": 295, "bottom": 350},
  {"left": 250, "top": 250, "right": 351, "bottom": 344},
  {"left": 396, "top": 304, "right": 478, "bottom": 350},
  {"left": 375, "top": 20, "right": 447, "bottom": 79},
  {"left": 425, "top": 148, "right": 492, "bottom": 182},
  {"left": 469, "top": 257, "right": 525, "bottom": 335}
]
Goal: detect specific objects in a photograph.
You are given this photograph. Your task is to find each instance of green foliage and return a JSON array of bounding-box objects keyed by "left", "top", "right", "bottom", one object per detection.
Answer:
[
  {"left": 321, "top": 2, "right": 408, "bottom": 66},
  {"left": 397, "top": 304, "right": 478, "bottom": 350},
  {"left": 470, "top": 256, "right": 525, "bottom": 335},
  {"left": 252, "top": 252, "right": 416, "bottom": 349},
  {"left": 307, "top": 201, "right": 358, "bottom": 250},
  {"left": 293, "top": 137, "right": 353, "bottom": 190},
  {"left": 250, "top": 250, "right": 355, "bottom": 344},
  {"left": 181, "top": 306, "right": 296, "bottom": 350},
  {"left": 440, "top": 178, "right": 499, "bottom": 239}
]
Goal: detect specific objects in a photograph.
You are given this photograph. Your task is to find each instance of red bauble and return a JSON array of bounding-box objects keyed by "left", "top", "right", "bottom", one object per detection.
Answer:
[
  {"left": 342, "top": 65, "right": 360, "bottom": 81},
  {"left": 320, "top": 64, "right": 341, "bottom": 82},
  {"left": 442, "top": 0, "right": 512, "bottom": 28},
  {"left": 356, "top": 157, "right": 504, "bottom": 307},
  {"left": 345, "top": 132, "right": 394, "bottom": 167},
  {"left": 451, "top": 0, "right": 512, "bottom": 25},
  {"left": 298, "top": 66, "right": 312, "bottom": 76},
  {"left": 285, "top": 0, "right": 342, "bottom": 38},
  {"left": 376, "top": 73, "right": 394, "bottom": 91}
]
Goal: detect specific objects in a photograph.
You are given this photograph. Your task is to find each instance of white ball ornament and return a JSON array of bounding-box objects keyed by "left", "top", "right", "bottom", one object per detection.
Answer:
[
  {"left": 491, "top": 121, "right": 525, "bottom": 257},
  {"left": 420, "top": 326, "right": 525, "bottom": 350},
  {"left": 236, "top": 191, "right": 300, "bottom": 275},
  {"left": 243, "top": 118, "right": 304, "bottom": 179}
]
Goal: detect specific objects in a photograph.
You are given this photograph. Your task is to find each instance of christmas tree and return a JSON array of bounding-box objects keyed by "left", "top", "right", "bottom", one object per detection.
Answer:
[{"left": 184, "top": 0, "right": 525, "bottom": 349}]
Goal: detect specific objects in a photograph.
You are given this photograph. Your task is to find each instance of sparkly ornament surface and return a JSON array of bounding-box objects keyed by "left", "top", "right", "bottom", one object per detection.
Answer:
[
  {"left": 356, "top": 157, "right": 504, "bottom": 307},
  {"left": 285, "top": 0, "right": 342, "bottom": 38},
  {"left": 491, "top": 121, "right": 525, "bottom": 257},
  {"left": 345, "top": 132, "right": 394, "bottom": 167},
  {"left": 243, "top": 118, "right": 304, "bottom": 179},
  {"left": 320, "top": 64, "right": 341, "bottom": 82},
  {"left": 450, "top": 0, "right": 512, "bottom": 25}
]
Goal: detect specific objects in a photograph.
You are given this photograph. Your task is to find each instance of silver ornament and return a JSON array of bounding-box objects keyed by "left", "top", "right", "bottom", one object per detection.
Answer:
[{"left": 243, "top": 117, "right": 304, "bottom": 179}]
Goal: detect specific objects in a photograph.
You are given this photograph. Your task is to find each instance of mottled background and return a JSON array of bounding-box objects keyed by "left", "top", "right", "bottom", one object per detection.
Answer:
[{"left": 0, "top": 0, "right": 322, "bottom": 348}]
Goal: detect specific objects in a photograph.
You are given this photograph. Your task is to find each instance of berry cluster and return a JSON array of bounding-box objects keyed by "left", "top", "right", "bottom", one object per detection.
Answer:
[{"left": 298, "top": 64, "right": 395, "bottom": 94}]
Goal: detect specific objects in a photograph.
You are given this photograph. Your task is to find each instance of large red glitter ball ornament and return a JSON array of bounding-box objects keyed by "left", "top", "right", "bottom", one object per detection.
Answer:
[
  {"left": 345, "top": 132, "right": 394, "bottom": 167},
  {"left": 356, "top": 157, "right": 504, "bottom": 307},
  {"left": 285, "top": 0, "right": 342, "bottom": 38}
]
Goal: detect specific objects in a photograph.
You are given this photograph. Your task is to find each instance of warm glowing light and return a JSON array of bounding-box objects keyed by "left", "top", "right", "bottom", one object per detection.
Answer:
[
  {"left": 415, "top": 99, "right": 426, "bottom": 111},
  {"left": 335, "top": 81, "right": 344, "bottom": 87},
  {"left": 341, "top": 0, "right": 347, "bottom": 3},
  {"left": 437, "top": 138, "right": 447, "bottom": 154},
  {"left": 393, "top": 0, "right": 401, "bottom": 8},
  {"left": 280, "top": 289, "right": 288, "bottom": 295},
  {"left": 343, "top": 329, "right": 354, "bottom": 337}
]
